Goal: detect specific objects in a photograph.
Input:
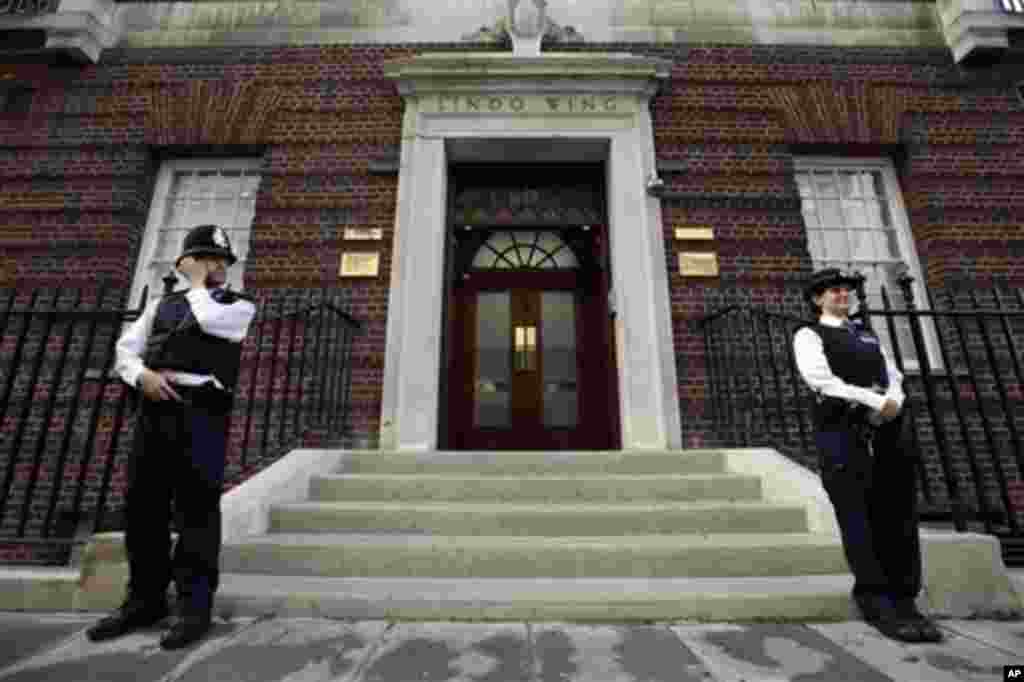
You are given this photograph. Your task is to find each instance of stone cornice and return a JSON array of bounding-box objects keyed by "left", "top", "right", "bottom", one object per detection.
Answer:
[
  {"left": 384, "top": 51, "right": 671, "bottom": 97},
  {"left": 0, "top": 0, "right": 120, "bottom": 63}
]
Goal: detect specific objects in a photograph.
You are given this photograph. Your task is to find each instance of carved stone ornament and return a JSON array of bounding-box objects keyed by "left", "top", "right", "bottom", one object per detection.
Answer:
[{"left": 461, "top": 0, "right": 584, "bottom": 52}]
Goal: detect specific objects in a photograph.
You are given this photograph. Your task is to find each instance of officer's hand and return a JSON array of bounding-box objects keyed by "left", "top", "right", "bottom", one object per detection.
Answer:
[
  {"left": 879, "top": 398, "right": 900, "bottom": 420},
  {"left": 138, "top": 368, "right": 183, "bottom": 402}
]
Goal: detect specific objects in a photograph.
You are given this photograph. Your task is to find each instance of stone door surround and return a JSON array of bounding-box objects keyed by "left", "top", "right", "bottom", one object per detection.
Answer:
[{"left": 381, "top": 52, "right": 681, "bottom": 451}]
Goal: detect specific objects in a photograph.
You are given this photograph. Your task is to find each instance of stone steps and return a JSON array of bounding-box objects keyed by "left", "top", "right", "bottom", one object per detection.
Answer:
[
  {"left": 217, "top": 449, "right": 851, "bottom": 619},
  {"left": 268, "top": 500, "right": 810, "bottom": 535},
  {"left": 213, "top": 574, "right": 859, "bottom": 622},
  {"left": 308, "top": 473, "right": 764, "bottom": 503},
  {"left": 341, "top": 449, "right": 728, "bottom": 475},
  {"left": 221, "top": 532, "right": 848, "bottom": 578}
]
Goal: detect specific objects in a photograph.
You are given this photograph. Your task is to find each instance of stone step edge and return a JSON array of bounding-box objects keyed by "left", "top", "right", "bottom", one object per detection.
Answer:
[
  {"left": 213, "top": 573, "right": 861, "bottom": 623},
  {"left": 344, "top": 450, "right": 728, "bottom": 457},
  {"left": 227, "top": 532, "right": 841, "bottom": 549},
  {"left": 339, "top": 450, "right": 728, "bottom": 470},
  {"left": 315, "top": 473, "right": 755, "bottom": 480},
  {"left": 272, "top": 500, "right": 805, "bottom": 512}
]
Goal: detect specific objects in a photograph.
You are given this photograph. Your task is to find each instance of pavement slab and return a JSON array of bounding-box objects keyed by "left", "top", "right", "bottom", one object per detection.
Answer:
[
  {"left": 531, "top": 623, "right": 711, "bottom": 682},
  {"left": 938, "top": 619, "right": 1024, "bottom": 658},
  {"left": 811, "top": 621, "right": 1022, "bottom": 682},
  {"left": 0, "top": 617, "right": 243, "bottom": 682},
  {"left": 672, "top": 623, "right": 894, "bottom": 681},
  {"left": 165, "top": 618, "right": 388, "bottom": 682},
  {"left": 0, "top": 614, "right": 94, "bottom": 672},
  {"left": 358, "top": 622, "right": 531, "bottom": 682}
]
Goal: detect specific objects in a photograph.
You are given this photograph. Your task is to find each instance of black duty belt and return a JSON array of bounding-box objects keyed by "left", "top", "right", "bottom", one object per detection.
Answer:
[{"left": 168, "top": 382, "right": 234, "bottom": 410}]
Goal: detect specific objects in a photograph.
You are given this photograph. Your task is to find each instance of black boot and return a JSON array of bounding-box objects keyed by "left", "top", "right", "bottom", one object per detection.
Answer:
[
  {"left": 855, "top": 594, "right": 925, "bottom": 643},
  {"left": 86, "top": 599, "right": 169, "bottom": 642},
  {"left": 894, "top": 598, "right": 944, "bottom": 643},
  {"left": 160, "top": 615, "right": 212, "bottom": 650}
]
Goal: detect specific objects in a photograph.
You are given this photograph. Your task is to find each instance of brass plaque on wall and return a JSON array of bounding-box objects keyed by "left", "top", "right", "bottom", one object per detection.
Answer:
[
  {"left": 339, "top": 252, "right": 380, "bottom": 277},
  {"left": 678, "top": 252, "right": 719, "bottom": 277},
  {"left": 674, "top": 227, "right": 715, "bottom": 241},
  {"left": 343, "top": 227, "right": 383, "bottom": 241}
]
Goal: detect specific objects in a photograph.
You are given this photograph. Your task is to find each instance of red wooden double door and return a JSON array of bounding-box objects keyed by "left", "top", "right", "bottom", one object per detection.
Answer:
[{"left": 445, "top": 228, "right": 619, "bottom": 450}]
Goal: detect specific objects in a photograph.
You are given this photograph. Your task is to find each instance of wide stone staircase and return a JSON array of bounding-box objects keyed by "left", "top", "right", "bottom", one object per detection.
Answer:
[{"left": 213, "top": 449, "right": 860, "bottom": 622}]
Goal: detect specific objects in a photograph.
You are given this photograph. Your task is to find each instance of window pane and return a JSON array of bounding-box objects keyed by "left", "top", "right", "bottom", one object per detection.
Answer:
[
  {"left": 848, "top": 228, "right": 877, "bottom": 261},
  {"left": 195, "top": 170, "right": 219, "bottom": 197},
  {"left": 841, "top": 199, "right": 868, "bottom": 229},
  {"left": 167, "top": 200, "right": 192, "bottom": 230},
  {"left": 800, "top": 199, "right": 820, "bottom": 228},
  {"left": 807, "top": 229, "right": 825, "bottom": 260},
  {"left": 537, "top": 231, "right": 562, "bottom": 253},
  {"left": 818, "top": 200, "right": 843, "bottom": 228},
  {"left": 210, "top": 198, "right": 239, "bottom": 227},
  {"left": 542, "top": 291, "right": 577, "bottom": 427},
  {"left": 796, "top": 173, "right": 813, "bottom": 198},
  {"left": 551, "top": 246, "right": 578, "bottom": 268},
  {"left": 472, "top": 248, "right": 496, "bottom": 268},
  {"left": 820, "top": 228, "right": 848, "bottom": 261},
  {"left": 839, "top": 171, "right": 861, "bottom": 198},
  {"left": 814, "top": 172, "right": 838, "bottom": 198},
  {"left": 516, "top": 246, "right": 534, "bottom": 267},
  {"left": 475, "top": 291, "right": 511, "bottom": 428},
  {"left": 170, "top": 171, "right": 199, "bottom": 197}
]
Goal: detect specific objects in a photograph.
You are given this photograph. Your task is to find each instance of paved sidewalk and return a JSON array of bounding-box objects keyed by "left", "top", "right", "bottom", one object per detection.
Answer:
[{"left": 0, "top": 612, "right": 1021, "bottom": 681}]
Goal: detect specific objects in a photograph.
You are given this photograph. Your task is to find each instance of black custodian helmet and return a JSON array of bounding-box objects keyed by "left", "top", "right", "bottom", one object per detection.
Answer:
[
  {"left": 803, "top": 267, "right": 862, "bottom": 303},
  {"left": 176, "top": 224, "right": 237, "bottom": 267}
]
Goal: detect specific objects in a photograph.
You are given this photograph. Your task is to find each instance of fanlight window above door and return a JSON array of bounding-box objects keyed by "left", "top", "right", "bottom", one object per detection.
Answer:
[{"left": 471, "top": 230, "right": 579, "bottom": 270}]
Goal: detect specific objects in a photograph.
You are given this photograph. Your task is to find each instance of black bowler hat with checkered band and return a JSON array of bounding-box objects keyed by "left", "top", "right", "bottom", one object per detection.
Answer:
[
  {"left": 175, "top": 224, "right": 237, "bottom": 267},
  {"left": 803, "top": 267, "right": 862, "bottom": 303}
]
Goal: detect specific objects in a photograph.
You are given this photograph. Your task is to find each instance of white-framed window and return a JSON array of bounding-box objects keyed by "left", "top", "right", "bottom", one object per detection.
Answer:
[
  {"left": 795, "top": 157, "right": 940, "bottom": 371},
  {"left": 130, "top": 159, "right": 261, "bottom": 305}
]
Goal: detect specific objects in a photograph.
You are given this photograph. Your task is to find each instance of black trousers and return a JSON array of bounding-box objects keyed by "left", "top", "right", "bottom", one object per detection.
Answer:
[
  {"left": 124, "top": 384, "right": 230, "bottom": 618},
  {"left": 815, "top": 411, "right": 922, "bottom": 611}
]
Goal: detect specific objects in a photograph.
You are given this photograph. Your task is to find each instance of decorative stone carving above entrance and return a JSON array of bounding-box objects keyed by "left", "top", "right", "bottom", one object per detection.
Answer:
[{"left": 461, "top": 0, "right": 584, "bottom": 52}]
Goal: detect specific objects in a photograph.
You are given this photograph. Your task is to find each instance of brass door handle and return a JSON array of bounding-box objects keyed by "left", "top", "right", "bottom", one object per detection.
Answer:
[{"left": 514, "top": 325, "right": 537, "bottom": 371}]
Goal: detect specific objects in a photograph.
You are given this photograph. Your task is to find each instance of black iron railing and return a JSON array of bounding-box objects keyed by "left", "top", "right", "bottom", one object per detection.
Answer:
[
  {"left": 698, "top": 275, "right": 1024, "bottom": 565},
  {"left": 0, "top": 282, "right": 359, "bottom": 565},
  {"left": 0, "top": 0, "right": 58, "bottom": 15}
]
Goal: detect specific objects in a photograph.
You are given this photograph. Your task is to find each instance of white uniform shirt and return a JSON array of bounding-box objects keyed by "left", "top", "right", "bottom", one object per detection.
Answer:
[
  {"left": 792, "top": 313, "right": 905, "bottom": 414},
  {"left": 115, "top": 288, "right": 257, "bottom": 389}
]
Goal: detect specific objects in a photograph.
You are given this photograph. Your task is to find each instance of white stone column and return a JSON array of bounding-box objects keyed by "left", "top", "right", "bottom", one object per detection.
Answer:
[
  {"left": 379, "top": 102, "right": 420, "bottom": 451},
  {"left": 381, "top": 132, "right": 447, "bottom": 451},
  {"left": 606, "top": 97, "right": 682, "bottom": 449}
]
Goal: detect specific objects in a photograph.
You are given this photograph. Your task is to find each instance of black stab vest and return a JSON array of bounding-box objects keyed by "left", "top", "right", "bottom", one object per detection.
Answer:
[
  {"left": 806, "top": 320, "right": 889, "bottom": 430},
  {"left": 143, "top": 292, "right": 243, "bottom": 390}
]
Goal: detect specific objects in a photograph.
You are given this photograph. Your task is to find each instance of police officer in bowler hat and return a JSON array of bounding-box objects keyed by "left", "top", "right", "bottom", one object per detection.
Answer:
[
  {"left": 87, "top": 224, "right": 256, "bottom": 650},
  {"left": 793, "top": 267, "right": 942, "bottom": 643}
]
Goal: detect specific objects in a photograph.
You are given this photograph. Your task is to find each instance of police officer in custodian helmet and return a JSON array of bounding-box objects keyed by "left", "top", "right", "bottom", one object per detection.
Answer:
[
  {"left": 87, "top": 224, "right": 256, "bottom": 650},
  {"left": 792, "top": 267, "right": 942, "bottom": 644}
]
